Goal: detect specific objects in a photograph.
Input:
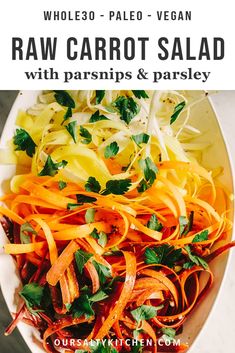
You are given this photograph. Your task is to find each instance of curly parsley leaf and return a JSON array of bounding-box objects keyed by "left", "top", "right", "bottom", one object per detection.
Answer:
[
  {"left": 20, "top": 283, "right": 44, "bottom": 315},
  {"left": 131, "top": 305, "right": 163, "bottom": 325},
  {"left": 184, "top": 245, "right": 208, "bottom": 269},
  {"left": 103, "top": 179, "right": 132, "bottom": 195},
  {"left": 170, "top": 101, "right": 186, "bottom": 125},
  {"left": 54, "top": 90, "right": 75, "bottom": 108},
  {"left": 139, "top": 157, "right": 158, "bottom": 188},
  {"left": 80, "top": 126, "right": 92, "bottom": 144},
  {"left": 38, "top": 155, "right": 67, "bottom": 176},
  {"left": 89, "top": 110, "right": 109, "bottom": 123},
  {"left": 65, "top": 121, "right": 77, "bottom": 143},
  {"left": 58, "top": 180, "right": 67, "bottom": 190},
  {"left": 113, "top": 96, "right": 140, "bottom": 124},
  {"left": 147, "top": 214, "right": 163, "bottom": 231},
  {"left": 13, "top": 128, "right": 37, "bottom": 157},
  {"left": 95, "top": 90, "right": 105, "bottom": 104},
  {"left": 132, "top": 133, "right": 150, "bottom": 147},
  {"left": 144, "top": 244, "right": 182, "bottom": 268},
  {"left": 104, "top": 142, "right": 119, "bottom": 159},
  {"left": 20, "top": 222, "right": 37, "bottom": 244},
  {"left": 192, "top": 230, "right": 209, "bottom": 243},
  {"left": 85, "top": 208, "right": 96, "bottom": 223},
  {"left": 75, "top": 250, "right": 93, "bottom": 274},
  {"left": 85, "top": 176, "right": 101, "bottom": 193},
  {"left": 132, "top": 90, "right": 149, "bottom": 99}
]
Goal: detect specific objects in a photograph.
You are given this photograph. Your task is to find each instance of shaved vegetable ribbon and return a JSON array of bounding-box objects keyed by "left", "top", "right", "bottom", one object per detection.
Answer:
[{"left": 0, "top": 90, "right": 234, "bottom": 353}]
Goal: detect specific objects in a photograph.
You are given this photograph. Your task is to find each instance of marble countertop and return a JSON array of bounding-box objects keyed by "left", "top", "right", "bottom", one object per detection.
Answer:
[{"left": 0, "top": 91, "right": 235, "bottom": 353}]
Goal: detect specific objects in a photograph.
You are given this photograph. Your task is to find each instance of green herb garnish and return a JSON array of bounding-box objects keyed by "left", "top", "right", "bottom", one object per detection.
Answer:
[
  {"left": 131, "top": 305, "right": 163, "bottom": 325},
  {"left": 58, "top": 180, "right": 67, "bottom": 190},
  {"left": 67, "top": 203, "right": 80, "bottom": 210},
  {"left": 138, "top": 157, "right": 158, "bottom": 188},
  {"left": 129, "top": 342, "right": 143, "bottom": 353},
  {"left": 170, "top": 101, "right": 186, "bottom": 124},
  {"left": 85, "top": 208, "right": 96, "bottom": 223},
  {"left": 38, "top": 155, "right": 67, "bottom": 176},
  {"left": 137, "top": 179, "right": 149, "bottom": 193},
  {"left": 13, "top": 128, "right": 37, "bottom": 157},
  {"left": 76, "top": 194, "right": 97, "bottom": 204},
  {"left": 92, "top": 260, "right": 112, "bottom": 285},
  {"left": 97, "top": 232, "right": 108, "bottom": 247},
  {"left": 90, "top": 228, "right": 107, "bottom": 247},
  {"left": 161, "top": 327, "right": 176, "bottom": 342},
  {"left": 104, "top": 142, "right": 119, "bottom": 159},
  {"left": 90, "top": 228, "right": 99, "bottom": 239},
  {"left": 75, "top": 249, "right": 93, "bottom": 274},
  {"left": 54, "top": 90, "right": 75, "bottom": 108},
  {"left": 71, "top": 294, "right": 94, "bottom": 319},
  {"left": 89, "top": 290, "right": 109, "bottom": 302},
  {"left": 183, "top": 245, "right": 208, "bottom": 269},
  {"left": 85, "top": 176, "right": 101, "bottom": 193},
  {"left": 144, "top": 244, "right": 182, "bottom": 268},
  {"left": 179, "top": 216, "right": 188, "bottom": 236},
  {"left": 80, "top": 126, "right": 92, "bottom": 144},
  {"left": 179, "top": 211, "right": 194, "bottom": 236},
  {"left": 63, "top": 107, "right": 72, "bottom": 122},
  {"left": 113, "top": 96, "right": 140, "bottom": 124},
  {"left": 54, "top": 90, "right": 75, "bottom": 124},
  {"left": 132, "top": 90, "right": 149, "bottom": 99},
  {"left": 103, "top": 179, "right": 132, "bottom": 195},
  {"left": 132, "top": 133, "right": 150, "bottom": 146},
  {"left": 192, "top": 230, "right": 209, "bottom": 243},
  {"left": 65, "top": 121, "right": 77, "bottom": 143},
  {"left": 95, "top": 90, "right": 105, "bottom": 104},
  {"left": 67, "top": 194, "right": 97, "bottom": 210},
  {"left": 147, "top": 214, "right": 163, "bottom": 231},
  {"left": 20, "top": 283, "right": 44, "bottom": 315},
  {"left": 89, "top": 110, "right": 109, "bottom": 123},
  {"left": 20, "top": 222, "right": 37, "bottom": 244}
]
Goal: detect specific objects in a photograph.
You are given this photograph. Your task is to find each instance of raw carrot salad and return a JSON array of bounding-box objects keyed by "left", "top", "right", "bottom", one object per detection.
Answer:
[{"left": 0, "top": 90, "right": 234, "bottom": 353}]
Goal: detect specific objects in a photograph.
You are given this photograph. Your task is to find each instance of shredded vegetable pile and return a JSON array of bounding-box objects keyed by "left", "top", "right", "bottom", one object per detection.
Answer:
[{"left": 0, "top": 90, "right": 234, "bottom": 353}]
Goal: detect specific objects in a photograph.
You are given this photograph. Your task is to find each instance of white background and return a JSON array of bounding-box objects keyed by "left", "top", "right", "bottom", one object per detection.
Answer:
[{"left": 0, "top": 0, "right": 235, "bottom": 89}]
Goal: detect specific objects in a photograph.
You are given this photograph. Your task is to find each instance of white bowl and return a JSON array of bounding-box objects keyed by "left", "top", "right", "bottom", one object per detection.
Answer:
[{"left": 0, "top": 91, "right": 234, "bottom": 353}]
